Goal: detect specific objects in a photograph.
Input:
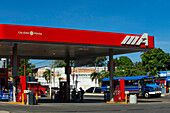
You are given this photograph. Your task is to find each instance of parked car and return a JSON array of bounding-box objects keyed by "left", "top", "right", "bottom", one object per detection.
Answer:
[{"left": 86, "top": 87, "right": 101, "bottom": 93}]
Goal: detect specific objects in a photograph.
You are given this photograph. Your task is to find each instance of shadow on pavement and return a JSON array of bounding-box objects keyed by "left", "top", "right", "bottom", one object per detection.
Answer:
[
  {"left": 38, "top": 98, "right": 105, "bottom": 103},
  {"left": 137, "top": 100, "right": 162, "bottom": 103}
]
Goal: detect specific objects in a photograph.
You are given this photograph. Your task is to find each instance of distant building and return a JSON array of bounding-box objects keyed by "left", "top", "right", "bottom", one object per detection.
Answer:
[{"left": 36, "top": 66, "right": 107, "bottom": 90}]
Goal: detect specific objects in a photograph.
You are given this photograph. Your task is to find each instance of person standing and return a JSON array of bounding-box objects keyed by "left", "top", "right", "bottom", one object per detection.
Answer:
[{"left": 79, "top": 87, "right": 84, "bottom": 101}]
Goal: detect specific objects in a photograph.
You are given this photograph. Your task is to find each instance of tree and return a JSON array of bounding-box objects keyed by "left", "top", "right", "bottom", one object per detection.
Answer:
[
  {"left": 17, "top": 59, "right": 35, "bottom": 76},
  {"left": 54, "top": 60, "right": 66, "bottom": 67},
  {"left": 43, "top": 69, "right": 50, "bottom": 83},
  {"left": 133, "top": 62, "right": 146, "bottom": 76},
  {"left": 91, "top": 56, "right": 107, "bottom": 72},
  {"left": 113, "top": 58, "right": 119, "bottom": 67},
  {"left": 117, "top": 56, "right": 133, "bottom": 70},
  {"left": 90, "top": 72, "right": 102, "bottom": 92},
  {"left": 95, "top": 56, "right": 107, "bottom": 66},
  {"left": 102, "top": 71, "right": 110, "bottom": 78},
  {"left": 141, "top": 48, "right": 170, "bottom": 76},
  {"left": 113, "top": 56, "right": 134, "bottom": 77}
]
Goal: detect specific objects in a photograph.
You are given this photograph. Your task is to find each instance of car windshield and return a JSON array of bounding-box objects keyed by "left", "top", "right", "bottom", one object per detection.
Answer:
[{"left": 102, "top": 81, "right": 110, "bottom": 87}]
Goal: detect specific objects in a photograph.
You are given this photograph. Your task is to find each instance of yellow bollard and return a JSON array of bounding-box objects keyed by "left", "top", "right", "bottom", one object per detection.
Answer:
[
  {"left": 22, "top": 93, "right": 24, "bottom": 105},
  {"left": 47, "top": 91, "right": 49, "bottom": 97},
  {"left": 125, "top": 94, "right": 127, "bottom": 104},
  {"left": 36, "top": 93, "right": 38, "bottom": 105}
]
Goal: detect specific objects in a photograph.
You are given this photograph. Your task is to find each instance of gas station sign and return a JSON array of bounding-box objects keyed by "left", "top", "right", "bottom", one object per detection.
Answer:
[
  {"left": 0, "top": 24, "right": 154, "bottom": 48},
  {"left": 121, "top": 33, "right": 148, "bottom": 46}
]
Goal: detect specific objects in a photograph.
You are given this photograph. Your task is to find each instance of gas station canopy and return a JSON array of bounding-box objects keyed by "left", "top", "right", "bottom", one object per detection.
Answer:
[
  {"left": 0, "top": 24, "right": 155, "bottom": 102},
  {"left": 0, "top": 24, "right": 154, "bottom": 60}
]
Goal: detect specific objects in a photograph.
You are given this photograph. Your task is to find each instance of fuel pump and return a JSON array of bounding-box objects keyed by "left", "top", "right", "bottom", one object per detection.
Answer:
[
  {"left": 113, "top": 79, "right": 125, "bottom": 102},
  {"left": 0, "top": 68, "right": 9, "bottom": 101},
  {"left": 59, "top": 81, "right": 67, "bottom": 101},
  {"left": 105, "top": 79, "right": 125, "bottom": 102},
  {"left": 14, "top": 76, "right": 26, "bottom": 102}
]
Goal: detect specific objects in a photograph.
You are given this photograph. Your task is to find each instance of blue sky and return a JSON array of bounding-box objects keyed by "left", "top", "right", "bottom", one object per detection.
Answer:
[{"left": 0, "top": 0, "right": 170, "bottom": 67}]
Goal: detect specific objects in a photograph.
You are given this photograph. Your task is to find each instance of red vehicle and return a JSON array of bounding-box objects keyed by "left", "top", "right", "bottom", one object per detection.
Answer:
[
  {"left": 14, "top": 76, "right": 46, "bottom": 102},
  {"left": 27, "top": 82, "right": 46, "bottom": 96}
]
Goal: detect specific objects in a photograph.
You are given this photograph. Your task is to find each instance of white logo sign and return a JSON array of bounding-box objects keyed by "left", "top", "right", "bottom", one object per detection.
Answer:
[
  {"left": 18, "top": 31, "right": 42, "bottom": 36},
  {"left": 121, "top": 33, "right": 148, "bottom": 46},
  {"left": 30, "top": 31, "right": 34, "bottom": 36}
]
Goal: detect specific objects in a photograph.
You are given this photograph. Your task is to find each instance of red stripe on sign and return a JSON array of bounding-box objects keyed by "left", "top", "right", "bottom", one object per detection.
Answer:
[{"left": 0, "top": 24, "right": 154, "bottom": 48}]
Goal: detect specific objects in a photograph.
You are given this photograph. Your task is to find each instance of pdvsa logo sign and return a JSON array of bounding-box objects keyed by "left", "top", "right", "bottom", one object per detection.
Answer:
[
  {"left": 18, "top": 31, "right": 42, "bottom": 36},
  {"left": 121, "top": 33, "right": 148, "bottom": 46}
]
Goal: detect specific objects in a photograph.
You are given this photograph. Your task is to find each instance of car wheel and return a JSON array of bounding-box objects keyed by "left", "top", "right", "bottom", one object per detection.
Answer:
[{"left": 144, "top": 91, "right": 150, "bottom": 98}]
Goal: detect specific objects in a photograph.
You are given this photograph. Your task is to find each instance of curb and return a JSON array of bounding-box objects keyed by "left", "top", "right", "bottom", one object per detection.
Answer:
[
  {"left": 161, "top": 94, "right": 170, "bottom": 97},
  {"left": 8, "top": 102, "right": 25, "bottom": 105},
  {"left": 84, "top": 93, "right": 104, "bottom": 96},
  {"left": 106, "top": 101, "right": 129, "bottom": 104}
]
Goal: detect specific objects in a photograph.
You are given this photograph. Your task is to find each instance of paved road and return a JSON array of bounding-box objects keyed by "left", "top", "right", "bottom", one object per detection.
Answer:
[{"left": 1, "top": 94, "right": 170, "bottom": 113}]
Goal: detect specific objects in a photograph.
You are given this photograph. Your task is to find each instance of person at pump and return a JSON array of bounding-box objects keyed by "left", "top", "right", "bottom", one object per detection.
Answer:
[
  {"left": 138, "top": 80, "right": 142, "bottom": 91},
  {"left": 72, "top": 88, "right": 77, "bottom": 101},
  {"left": 79, "top": 87, "right": 84, "bottom": 101}
]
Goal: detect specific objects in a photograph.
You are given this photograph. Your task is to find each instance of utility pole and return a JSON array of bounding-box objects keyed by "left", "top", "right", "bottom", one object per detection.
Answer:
[
  {"left": 53, "top": 60, "right": 55, "bottom": 87},
  {"left": 24, "top": 59, "right": 26, "bottom": 76},
  {"left": 50, "top": 60, "right": 53, "bottom": 97}
]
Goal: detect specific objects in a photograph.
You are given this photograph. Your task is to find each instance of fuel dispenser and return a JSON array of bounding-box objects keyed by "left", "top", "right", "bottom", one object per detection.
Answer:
[
  {"left": 105, "top": 79, "right": 125, "bottom": 103},
  {"left": 113, "top": 79, "right": 125, "bottom": 102},
  {"left": 0, "top": 68, "right": 9, "bottom": 101},
  {"left": 59, "top": 81, "right": 67, "bottom": 101},
  {"left": 13, "top": 76, "right": 40, "bottom": 105},
  {"left": 14, "top": 76, "right": 26, "bottom": 102}
]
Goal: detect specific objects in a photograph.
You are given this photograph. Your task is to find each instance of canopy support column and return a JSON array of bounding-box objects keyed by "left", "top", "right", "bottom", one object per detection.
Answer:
[
  {"left": 109, "top": 49, "right": 114, "bottom": 101},
  {"left": 12, "top": 43, "right": 18, "bottom": 102},
  {"left": 65, "top": 56, "right": 70, "bottom": 101}
]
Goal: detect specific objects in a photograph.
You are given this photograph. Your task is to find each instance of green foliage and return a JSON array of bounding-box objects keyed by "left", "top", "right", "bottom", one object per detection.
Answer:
[
  {"left": 90, "top": 71, "right": 110, "bottom": 87},
  {"left": 90, "top": 72, "right": 102, "bottom": 83},
  {"left": 95, "top": 56, "right": 107, "bottom": 66},
  {"left": 95, "top": 48, "right": 170, "bottom": 79},
  {"left": 113, "top": 58, "right": 119, "bottom": 67},
  {"left": 17, "top": 59, "right": 35, "bottom": 76},
  {"left": 54, "top": 60, "right": 66, "bottom": 67},
  {"left": 90, "top": 71, "right": 109, "bottom": 87},
  {"left": 113, "top": 56, "right": 138, "bottom": 77},
  {"left": 43, "top": 69, "right": 50, "bottom": 83},
  {"left": 133, "top": 62, "right": 146, "bottom": 75},
  {"left": 102, "top": 71, "right": 110, "bottom": 78},
  {"left": 117, "top": 56, "right": 133, "bottom": 70},
  {"left": 141, "top": 48, "right": 170, "bottom": 76}
]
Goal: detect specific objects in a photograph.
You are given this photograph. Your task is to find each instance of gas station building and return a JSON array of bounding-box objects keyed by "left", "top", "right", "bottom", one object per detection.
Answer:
[{"left": 0, "top": 24, "right": 154, "bottom": 102}]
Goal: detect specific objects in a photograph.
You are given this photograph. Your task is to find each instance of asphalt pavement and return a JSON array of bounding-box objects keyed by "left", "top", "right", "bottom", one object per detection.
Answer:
[{"left": 1, "top": 94, "right": 170, "bottom": 113}]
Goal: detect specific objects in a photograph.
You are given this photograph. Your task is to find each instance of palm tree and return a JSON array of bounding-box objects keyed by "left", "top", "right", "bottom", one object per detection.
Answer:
[
  {"left": 90, "top": 72, "right": 103, "bottom": 93},
  {"left": 43, "top": 69, "right": 50, "bottom": 84}
]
